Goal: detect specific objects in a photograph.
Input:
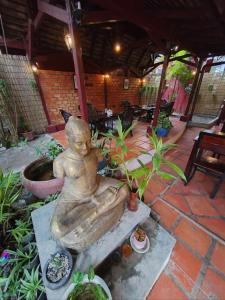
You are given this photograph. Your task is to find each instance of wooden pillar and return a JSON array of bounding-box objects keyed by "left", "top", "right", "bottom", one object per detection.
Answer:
[
  {"left": 181, "top": 58, "right": 204, "bottom": 121},
  {"left": 26, "top": 18, "right": 51, "bottom": 125},
  {"left": 34, "top": 73, "right": 51, "bottom": 125},
  {"left": 65, "top": 0, "right": 88, "bottom": 121},
  {"left": 152, "top": 53, "right": 170, "bottom": 127},
  {"left": 104, "top": 76, "right": 108, "bottom": 108},
  {"left": 189, "top": 68, "right": 205, "bottom": 120},
  {"left": 27, "top": 19, "right": 33, "bottom": 60}
]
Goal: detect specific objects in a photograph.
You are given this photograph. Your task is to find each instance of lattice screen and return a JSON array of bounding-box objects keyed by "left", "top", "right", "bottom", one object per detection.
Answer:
[{"left": 0, "top": 55, "right": 47, "bottom": 133}]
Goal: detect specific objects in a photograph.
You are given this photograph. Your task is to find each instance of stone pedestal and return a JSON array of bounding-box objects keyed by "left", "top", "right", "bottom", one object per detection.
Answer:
[{"left": 32, "top": 201, "right": 150, "bottom": 300}]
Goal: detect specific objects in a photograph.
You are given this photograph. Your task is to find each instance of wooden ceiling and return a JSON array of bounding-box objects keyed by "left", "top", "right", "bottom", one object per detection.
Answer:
[{"left": 0, "top": 0, "right": 225, "bottom": 76}]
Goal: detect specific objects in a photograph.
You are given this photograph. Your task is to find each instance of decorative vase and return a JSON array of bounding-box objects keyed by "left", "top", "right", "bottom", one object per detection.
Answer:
[
  {"left": 128, "top": 189, "right": 138, "bottom": 211},
  {"left": 22, "top": 157, "right": 64, "bottom": 199},
  {"left": 156, "top": 128, "right": 169, "bottom": 137}
]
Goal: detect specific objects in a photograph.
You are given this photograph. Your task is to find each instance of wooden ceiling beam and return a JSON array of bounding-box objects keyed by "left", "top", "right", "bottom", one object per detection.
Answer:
[
  {"left": 88, "top": 0, "right": 166, "bottom": 51},
  {"left": 83, "top": 10, "right": 122, "bottom": 24},
  {"left": 37, "top": 0, "right": 69, "bottom": 24},
  {"left": 0, "top": 38, "right": 25, "bottom": 49}
]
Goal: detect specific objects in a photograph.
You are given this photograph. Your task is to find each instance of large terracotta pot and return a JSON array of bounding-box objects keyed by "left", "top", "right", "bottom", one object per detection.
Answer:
[{"left": 22, "top": 157, "right": 64, "bottom": 199}]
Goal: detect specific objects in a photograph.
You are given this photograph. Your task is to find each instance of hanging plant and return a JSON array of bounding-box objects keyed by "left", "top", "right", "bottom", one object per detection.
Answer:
[
  {"left": 208, "top": 84, "right": 214, "bottom": 92},
  {"left": 166, "top": 50, "right": 194, "bottom": 88}
]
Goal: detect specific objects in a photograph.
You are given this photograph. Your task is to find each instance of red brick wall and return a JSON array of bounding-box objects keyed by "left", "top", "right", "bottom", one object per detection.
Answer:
[
  {"left": 38, "top": 70, "right": 80, "bottom": 124},
  {"left": 38, "top": 70, "right": 140, "bottom": 123},
  {"left": 107, "top": 76, "right": 140, "bottom": 112}
]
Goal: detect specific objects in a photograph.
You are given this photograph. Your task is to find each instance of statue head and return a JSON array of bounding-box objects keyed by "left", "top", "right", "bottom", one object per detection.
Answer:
[{"left": 65, "top": 116, "right": 91, "bottom": 157}]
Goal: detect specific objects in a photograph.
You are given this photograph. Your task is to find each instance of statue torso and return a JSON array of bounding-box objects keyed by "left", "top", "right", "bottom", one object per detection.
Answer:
[{"left": 53, "top": 148, "right": 99, "bottom": 198}]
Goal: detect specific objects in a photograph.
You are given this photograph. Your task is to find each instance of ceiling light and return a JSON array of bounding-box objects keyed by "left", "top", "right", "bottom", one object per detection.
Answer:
[
  {"left": 31, "top": 65, "right": 38, "bottom": 72},
  {"left": 65, "top": 34, "right": 73, "bottom": 51},
  {"left": 114, "top": 42, "right": 121, "bottom": 53}
]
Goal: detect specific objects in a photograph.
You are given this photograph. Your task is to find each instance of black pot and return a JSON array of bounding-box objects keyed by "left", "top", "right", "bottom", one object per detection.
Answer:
[{"left": 43, "top": 249, "right": 73, "bottom": 290}]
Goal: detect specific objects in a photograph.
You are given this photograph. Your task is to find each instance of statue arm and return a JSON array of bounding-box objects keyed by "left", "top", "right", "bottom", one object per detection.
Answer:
[{"left": 53, "top": 158, "right": 65, "bottom": 178}]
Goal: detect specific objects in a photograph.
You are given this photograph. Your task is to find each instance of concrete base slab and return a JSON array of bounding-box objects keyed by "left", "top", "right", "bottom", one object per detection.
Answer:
[
  {"left": 32, "top": 200, "right": 150, "bottom": 300},
  {"left": 103, "top": 218, "right": 176, "bottom": 300}
]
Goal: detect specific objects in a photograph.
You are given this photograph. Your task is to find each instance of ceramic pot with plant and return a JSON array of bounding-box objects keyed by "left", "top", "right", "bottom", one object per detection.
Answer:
[
  {"left": 18, "top": 116, "right": 34, "bottom": 141},
  {"left": 133, "top": 227, "right": 147, "bottom": 249},
  {"left": 156, "top": 111, "right": 173, "bottom": 137},
  {"left": 63, "top": 267, "right": 112, "bottom": 300},
  {"left": 22, "top": 139, "right": 64, "bottom": 198},
  {"left": 43, "top": 249, "right": 73, "bottom": 290}
]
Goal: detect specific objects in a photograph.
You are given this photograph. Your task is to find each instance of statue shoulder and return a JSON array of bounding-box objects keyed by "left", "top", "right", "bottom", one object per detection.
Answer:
[{"left": 53, "top": 150, "right": 68, "bottom": 178}]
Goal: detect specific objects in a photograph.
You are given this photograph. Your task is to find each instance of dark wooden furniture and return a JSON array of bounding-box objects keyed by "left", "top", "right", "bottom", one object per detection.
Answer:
[
  {"left": 185, "top": 131, "right": 225, "bottom": 198},
  {"left": 160, "top": 101, "right": 175, "bottom": 117},
  {"left": 59, "top": 109, "right": 72, "bottom": 123}
]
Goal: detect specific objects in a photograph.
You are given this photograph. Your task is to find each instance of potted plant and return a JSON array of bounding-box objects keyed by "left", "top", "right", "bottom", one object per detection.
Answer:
[
  {"left": 132, "top": 226, "right": 147, "bottom": 250},
  {"left": 21, "top": 139, "right": 64, "bottom": 198},
  {"left": 156, "top": 112, "right": 173, "bottom": 137},
  {"left": 18, "top": 116, "right": 34, "bottom": 141},
  {"left": 103, "top": 119, "right": 186, "bottom": 210},
  {"left": 64, "top": 267, "right": 112, "bottom": 300},
  {"left": 43, "top": 249, "right": 73, "bottom": 290}
]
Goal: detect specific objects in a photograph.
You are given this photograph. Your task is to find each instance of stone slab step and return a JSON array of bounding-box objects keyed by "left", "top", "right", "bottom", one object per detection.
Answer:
[{"left": 32, "top": 200, "right": 150, "bottom": 300}]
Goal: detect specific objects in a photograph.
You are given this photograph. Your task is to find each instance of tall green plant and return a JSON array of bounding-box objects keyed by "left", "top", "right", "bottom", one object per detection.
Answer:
[
  {"left": 103, "top": 119, "right": 186, "bottom": 199},
  {"left": 0, "top": 169, "right": 21, "bottom": 235}
]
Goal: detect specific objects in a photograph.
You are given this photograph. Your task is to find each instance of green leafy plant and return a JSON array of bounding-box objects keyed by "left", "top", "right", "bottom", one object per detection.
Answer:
[
  {"left": 19, "top": 267, "right": 44, "bottom": 300},
  {"left": 35, "top": 139, "right": 64, "bottom": 160},
  {"left": 166, "top": 50, "right": 194, "bottom": 88},
  {"left": 0, "top": 169, "right": 22, "bottom": 235},
  {"left": 1, "top": 244, "right": 37, "bottom": 298},
  {"left": 0, "top": 79, "right": 18, "bottom": 146},
  {"left": 68, "top": 267, "right": 108, "bottom": 300},
  {"left": 156, "top": 112, "right": 173, "bottom": 129},
  {"left": 103, "top": 119, "right": 185, "bottom": 199},
  {"left": 18, "top": 116, "right": 30, "bottom": 133},
  {"left": 8, "top": 219, "right": 32, "bottom": 246}
]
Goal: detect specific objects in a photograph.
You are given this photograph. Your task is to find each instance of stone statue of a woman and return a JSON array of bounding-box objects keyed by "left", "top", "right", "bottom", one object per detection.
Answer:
[{"left": 51, "top": 116, "right": 129, "bottom": 252}]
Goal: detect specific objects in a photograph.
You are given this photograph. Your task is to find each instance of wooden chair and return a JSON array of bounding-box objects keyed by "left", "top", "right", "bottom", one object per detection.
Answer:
[
  {"left": 121, "top": 107, "right": 134, "bottom": 136},
  {"left": 185, "top": 132, "right": 225, "bottom": 198},
  {"left": 160, "top": 101, "right": 175, "bottom": 117},
  {"left": 59, "top": 109, "right": 72, "bottom": 123}
]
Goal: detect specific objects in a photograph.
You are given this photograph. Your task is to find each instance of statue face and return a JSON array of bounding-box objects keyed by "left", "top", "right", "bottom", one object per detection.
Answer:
[{"left": 69, "top": 133, "right": 91, "bottom": 157}]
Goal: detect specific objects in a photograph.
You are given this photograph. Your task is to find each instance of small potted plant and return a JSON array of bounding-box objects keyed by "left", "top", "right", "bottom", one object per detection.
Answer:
[
  {"left": 133, "top": 227, "right": 147, "bottom": 249},
  {"left": 64, "top": 267, "right": 112, "bottom": 300},
  {"left": 17, "top": 116, "right": 34, "bottom": 141},
  {"left": 156, "top": 112, "right": 173, "bottom": 137},
  {"left": 43, "top": 249, "right": 73, "bottom": 290}
]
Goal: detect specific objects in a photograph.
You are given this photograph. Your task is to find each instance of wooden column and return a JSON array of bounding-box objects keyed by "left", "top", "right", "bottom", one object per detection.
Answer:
[
  {"left": 104, "top": 76, "right": 108, "bottom": 108},
  {"left": 181, "top": 58, "right": 204, "bottom": 121},
  {"left": 189, "top": 68, "right": 205, "bottom": 120},
  {"left": 65, "top": 0, "right": 88, "bottom": 121},
  {"left": 152, "top": 53, "right": 170, "bottom": 127}
]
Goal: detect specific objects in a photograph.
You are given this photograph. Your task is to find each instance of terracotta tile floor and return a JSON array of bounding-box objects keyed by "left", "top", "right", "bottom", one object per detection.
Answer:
[{"left": 52, "top": 120, "right": 225, "bottom": 299}]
